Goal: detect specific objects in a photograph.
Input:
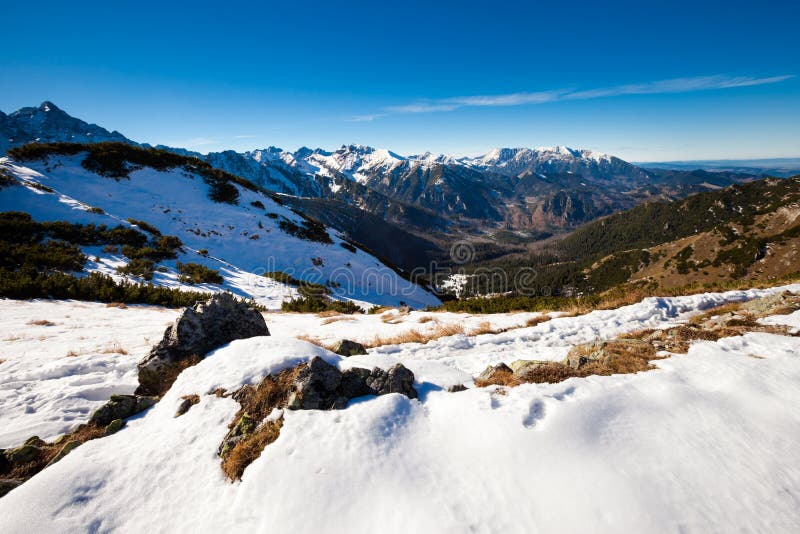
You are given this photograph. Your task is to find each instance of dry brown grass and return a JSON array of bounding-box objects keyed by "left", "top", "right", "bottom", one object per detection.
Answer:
[
  {"left": 474, "top": 368, "right": 519, "bottom": 387},
  {"left": 65, "top": 350, "right": 80, "bottom": 357},
  {"left": 5, "top": 421, "right": 108, "bottom": 480},
  {"left": 468, "top": 321, "right": 494, "bottom": 336},
  {"left": 220, "top": 366, "right": 301, "bottom": 480},
  {"left": 221, "top": 418, "right": 284, "bottom": 481},
  {"left": 417, "top": 315, "right": 436, "bottom": 323},
  {"left": 295, "top": 334, "right": 334, "bottom": 351},
  {"left": 380, "top": 312, "right": 408, "bottom": 324},
  {"left": 466, "top": 315, "right": 553, "bottom": 337},
  {"left": 525, "top": 315, "right": 552, "bottom": 327},
  {"left": 365, "top": 323, "right": 465, "bottom": 348},
  {"left": 100, "top": 342, "right": 129, "bottom": 355},
  {"left": 476, "top": 340, "right": 661, "bottom": 388},
  {"left": 315, "top": 310, "right": 341, "bottom": 318},
  {"left": 320, "top": 315, "right": 357, "bottom": 325},
  {"left": 105, "top": 302, "right": 128, "bottom": 309},
  {"left": 27, "top": 319, "right": 55, "bottom": 326}
]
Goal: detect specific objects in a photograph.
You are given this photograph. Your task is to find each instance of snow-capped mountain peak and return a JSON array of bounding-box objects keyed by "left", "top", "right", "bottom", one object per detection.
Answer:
[{"left": 1, "top": 101, "right": 134, "bottom": 153}]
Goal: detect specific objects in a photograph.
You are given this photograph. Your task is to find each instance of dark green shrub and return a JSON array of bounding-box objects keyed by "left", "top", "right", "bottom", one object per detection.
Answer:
[
  {"left": 278, "top": 218, "right": 332, "bottom": 244},
  {"left": 177, "top": 262, "right": 223, "bottom": 284},
  {"left": 0, "top": 240, "right": 86, "bottom": 271},
  {"left": 208, "top": 180, "right": 240, "bottom": 205},
  {"left": 281, "top": 296, "right": 360, "bottom": 314},
  {"left": 262, "top": 271, "right": 329, "bottom": 295},
  {"left": 0, "top": 168, "right": 15, "bottom": 188},
  {"left": 117, "top": 258, "right": 155, "bottom": 280},
  {"left": 126, "top": 218, "right": 161, "bottom": 236},
  {"left": 0, "top": 268, "right": 208, "bottom": 308}
]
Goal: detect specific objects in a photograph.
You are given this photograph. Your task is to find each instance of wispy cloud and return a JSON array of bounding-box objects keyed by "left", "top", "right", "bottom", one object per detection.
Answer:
[
  {"left": 345, "top": 113, "right": 389, "bottom": 122},
  {"left": 350, "top": 74, "right": 793, "bottom": 121}
]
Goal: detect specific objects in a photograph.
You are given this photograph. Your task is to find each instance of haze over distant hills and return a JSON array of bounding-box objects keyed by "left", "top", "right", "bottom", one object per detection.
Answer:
[{"left": 638, "top": 158, "right": 800, "bottom": 178}]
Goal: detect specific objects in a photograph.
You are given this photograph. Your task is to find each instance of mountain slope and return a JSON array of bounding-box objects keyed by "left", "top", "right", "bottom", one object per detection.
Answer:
[
  {"left": 0, "top": 143, "right": 439, "bottom": 309},
  {"left": 0, "top": 102, "right": 135, "bottom": 154}
]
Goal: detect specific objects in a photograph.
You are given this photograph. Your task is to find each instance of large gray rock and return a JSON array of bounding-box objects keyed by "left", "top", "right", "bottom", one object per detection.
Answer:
[
  {"left": 287, "top": 357, "right": 343, "bottom": 410},
  {"left": 286, "top": 357, "right": 418, "bottom": 410},
  {"left": 338, "top": 367, "right": 373, "bottom": 400},
  {"left": 365, "top": 364, "right": 418, "bottom": 399},
  {"left": 137, "top": 293, "right": 269, "bottom": 395},
  {"left": 740, "top": 291, "right": 800, "bottom": 317}
]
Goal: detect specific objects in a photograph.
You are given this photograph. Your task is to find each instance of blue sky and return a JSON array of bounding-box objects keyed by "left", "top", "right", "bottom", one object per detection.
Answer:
[{"left": 1, "top": 0, "right": 798, "bottom": 160}]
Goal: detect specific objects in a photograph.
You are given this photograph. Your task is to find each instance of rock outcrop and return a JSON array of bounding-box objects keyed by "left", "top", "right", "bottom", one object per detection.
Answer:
[
  {"left": 136, "top": 293, "right": 269, "bottom": 396},
  {"left": 286, "top": 357, "right": 417, "bottom": 410},
  {"left": 218, "top": 357, "right": 419, "bottom": 479}
]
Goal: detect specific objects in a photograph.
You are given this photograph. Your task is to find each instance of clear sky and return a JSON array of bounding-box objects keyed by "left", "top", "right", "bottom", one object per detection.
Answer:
[{"left": 1, "top": 0, "right": 798, "bottom": 161}]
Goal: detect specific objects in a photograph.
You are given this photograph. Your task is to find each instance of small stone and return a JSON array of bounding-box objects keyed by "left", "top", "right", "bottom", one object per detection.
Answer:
[
  {"left": 564, "top": 342, "right": 601, "bottom": 369},
  {"left": 89, "top": 395, "right": 137, "bottom": 426},
  {"left": 24, "top": 436, "right": 45, "bottom": 447},
  {"left": 89, "top": 394, "right": 158, "bottom": 427},
  {"left": 447, "top": 384, "right": 467, "bottom": 393},
  {"left": 7, "top": 445, "right": 40, "bottom": 464},
  {"left": 175, "top": 394, "right": 200, "bottom": 417},
  {"left": 105, "top": 419, "right": 125, "bottom": 435},
  {"left": 330, "top": 339, "right": 367, "bottom": 357},
  {"left": 46, "top": 440, "right": 81, "bottom": 467},
  {"left": 478, "top": 363, "right": 513, "bottom": 381}
]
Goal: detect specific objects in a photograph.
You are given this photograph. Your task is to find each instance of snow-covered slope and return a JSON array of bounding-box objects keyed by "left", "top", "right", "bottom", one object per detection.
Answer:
[
  {"left": 0, "top": 151, "right": 439, "bottom": 309},
  {"left": 1, "top": 285, "right": 800, "bottom": 532}
]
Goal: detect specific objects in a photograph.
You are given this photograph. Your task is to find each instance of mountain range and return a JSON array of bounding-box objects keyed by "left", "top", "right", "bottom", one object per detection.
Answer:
[{"left": 0, "top": 101, "right": 775, "bottom": 269}]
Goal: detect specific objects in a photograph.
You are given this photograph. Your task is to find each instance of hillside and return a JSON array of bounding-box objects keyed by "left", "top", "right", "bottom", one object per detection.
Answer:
[
  {"left": 567, "top": 176, "right": 800, "bottom": 291},
  {"left": 442, "top": 176, "right": 800, "bottom": 301},
  {"left": 0, "top": 143, "right": 439, "bottom": 309}
]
